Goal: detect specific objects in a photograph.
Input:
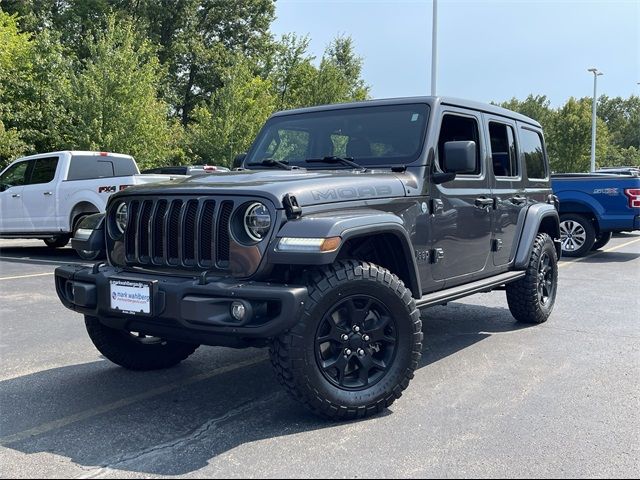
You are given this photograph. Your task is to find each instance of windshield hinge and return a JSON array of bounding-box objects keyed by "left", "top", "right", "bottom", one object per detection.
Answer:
[{"left": 283, "top": 194, "right": 302, "bottom": 219}]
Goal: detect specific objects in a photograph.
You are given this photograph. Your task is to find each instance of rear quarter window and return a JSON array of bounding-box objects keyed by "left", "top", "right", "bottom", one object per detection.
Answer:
[
  {"left": 67, "top": 155, "right": 137, "bottom": 180},
  {"left": 520, "top": 128, "right": 547, "bottom": 179}
]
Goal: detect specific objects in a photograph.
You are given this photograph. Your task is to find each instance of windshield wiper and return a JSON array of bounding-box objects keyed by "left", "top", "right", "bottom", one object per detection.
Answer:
[
  {"left": 305, "top": 156, "right": 367, "bottom": 171},
  {"left": 246, "top": 159, "right": 292, "bottom": 170}
]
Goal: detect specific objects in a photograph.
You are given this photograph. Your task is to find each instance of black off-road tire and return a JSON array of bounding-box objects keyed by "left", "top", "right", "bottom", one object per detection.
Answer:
[
  {"left": 43, "top": 235, "right": 70, "bottom": 248},
  {"left": 506, "top": 233, "right": 558, "bottom": 324},
  {"left": 85, "top": 316, "right": 199, "bottom": 370},
  {"left": 73, "top": 219, "right": 105, "bottom": 261},
  {"left": 559, "top": 213, "right": 596, "bottom": 257},
  {"left": 592, "top": 231, "right": 613, "bottom": 251},
  {"left": 269, "top": 260, "right": 423, "bottom": 420}
]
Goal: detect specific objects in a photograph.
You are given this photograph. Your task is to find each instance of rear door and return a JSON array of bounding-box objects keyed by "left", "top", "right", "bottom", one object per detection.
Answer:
[
  {"left": 430, "top": 108, "right": 494, "bottom": 284},
  {"left": 484, "top": 115, "right": 527, "bottom": 267},
  {"left": 0, "top": 160, "right": 32, "bottom": 232},
  {"left": 21, "top": 156, "right": 61, "bottom": 231}
]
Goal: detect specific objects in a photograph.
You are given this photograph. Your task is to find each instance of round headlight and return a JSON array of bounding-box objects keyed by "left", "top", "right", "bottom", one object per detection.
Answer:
[
  {"left": 243, "top": 202, "right": 271, "bottom": 241},
  {"left": 115, "top": 202, "right": 128, "bottom": 234}
]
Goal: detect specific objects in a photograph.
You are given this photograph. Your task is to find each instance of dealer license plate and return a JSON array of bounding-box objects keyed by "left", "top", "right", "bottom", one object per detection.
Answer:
[{"left": 110, "top": 279, "right": 152, "bottom": 315}]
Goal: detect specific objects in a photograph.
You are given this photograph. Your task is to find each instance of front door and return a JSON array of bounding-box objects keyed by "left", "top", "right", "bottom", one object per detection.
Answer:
[
  {"left": 484, "top": 116, "right": 527, "bottom": 267},
  {"left": 21, "top": 156, "right": 60, "bottom": 232},
  {"left": 0, "top": 160, "right": 31, "bottom": 233},
  {"left": 430, "top": 109, "right": 493, "bottom": 283}
]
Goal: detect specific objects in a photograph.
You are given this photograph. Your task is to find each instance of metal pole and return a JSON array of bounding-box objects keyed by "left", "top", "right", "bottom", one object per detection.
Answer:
[
  {"left": 588, "top": 68, "right": 602, "bottom": 172},
  {"left": 431, "top": 0, "right": 438, "bottom": 96}
]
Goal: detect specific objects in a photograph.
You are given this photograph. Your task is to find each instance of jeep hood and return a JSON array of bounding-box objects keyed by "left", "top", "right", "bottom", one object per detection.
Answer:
[{"left": 120, "top": 169, "right": 410, "bottom": 207}]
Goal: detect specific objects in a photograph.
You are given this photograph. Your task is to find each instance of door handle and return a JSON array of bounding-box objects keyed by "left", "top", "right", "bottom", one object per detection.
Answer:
[
  {"left": 43, "top": 191, "right": 53, "bottom": 196},
  {"left": 12, "top": 193, "right": 21, "bottom": 198},
  {"left": 509, "top": 195, "right": 527, "bottom": 205},
  {"left": 474, "top": 197, "right": 494, "bottom": 209}
]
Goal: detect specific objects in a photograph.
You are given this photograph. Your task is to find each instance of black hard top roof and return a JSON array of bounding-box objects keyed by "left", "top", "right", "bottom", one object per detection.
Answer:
[{"left": 271, "top": 96, "right": 542, "bottom": 129}]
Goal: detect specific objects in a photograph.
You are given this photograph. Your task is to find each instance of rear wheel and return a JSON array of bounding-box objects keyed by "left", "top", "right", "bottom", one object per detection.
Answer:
[
  {"left": 506, "top": 233, "right": 558, "bottom": 324},
  {"left": 270, "top": 260, "right": 422, "bottom": 420},
  {"left": 85, "top": 316, "right": 199, "bottom": 370},
  {"left": 592, "top": 231, "right": 612, "bottom": 251},
  {"left": 559, "top": 213, "right": 595, "bottom": 257},
  {"left": 43, "top": 235, "right": 70, "bottom": 248}
]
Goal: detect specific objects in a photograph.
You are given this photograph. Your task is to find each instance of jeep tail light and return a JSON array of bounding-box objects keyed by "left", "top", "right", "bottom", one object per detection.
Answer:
[{"left": 625, "top": 188, "right": 640, "bottom": 208}]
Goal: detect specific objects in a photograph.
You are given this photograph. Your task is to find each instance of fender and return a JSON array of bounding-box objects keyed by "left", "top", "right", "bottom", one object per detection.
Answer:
[
  {"left": 555, "top": 189, "right": 602, "bottom": 216},
  {"left": 268, "top": 210, "right": 422, "bottom": 297},
  {"left": 513, "top": 203, "right": 561, "bottom": 269}
]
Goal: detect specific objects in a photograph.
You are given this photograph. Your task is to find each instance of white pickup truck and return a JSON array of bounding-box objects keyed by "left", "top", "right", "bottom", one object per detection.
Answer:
[{"left": 0, "top": 151, "right": 182, "bottom": 258}]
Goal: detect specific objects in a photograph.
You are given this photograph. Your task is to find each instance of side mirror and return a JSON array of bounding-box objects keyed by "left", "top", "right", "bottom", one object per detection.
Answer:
[
  {"left": 443, "top": 141, "right": 477, "bottom": 174},
  {"left": 232, "top": 153, "right": 246, "bottom": 170}
]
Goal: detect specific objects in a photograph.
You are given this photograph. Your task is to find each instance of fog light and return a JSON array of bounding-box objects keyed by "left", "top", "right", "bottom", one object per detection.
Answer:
[{"left": 231, "top": 301, "right": 246, "bottom": 321}]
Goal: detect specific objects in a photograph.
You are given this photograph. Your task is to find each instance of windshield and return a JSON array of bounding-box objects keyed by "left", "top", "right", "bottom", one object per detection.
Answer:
[{"left": 246, "top": 103, "right": 430, "bottom": 168}]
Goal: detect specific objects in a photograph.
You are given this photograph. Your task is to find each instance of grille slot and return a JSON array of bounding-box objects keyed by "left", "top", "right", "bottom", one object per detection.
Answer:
[
  {"left": 120, "top": 196, "right": 238, "bottom": 271},
  {"left": 217, "top": 201, "right": 233, "bottom": 266},
  {"left": 199, "top": 200, "right": 216, "bottom": 266}
]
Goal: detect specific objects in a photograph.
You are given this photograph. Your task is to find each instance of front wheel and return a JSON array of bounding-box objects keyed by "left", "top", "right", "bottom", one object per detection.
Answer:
[
  {"left": 506, "top": 233, "right": 558, "bottom": 324},
  {"left": 270, "top": 260, "right": 423, "bottom": 420},
  {"left": 85, "top": 316, "right": 199, "bottom": 370}
]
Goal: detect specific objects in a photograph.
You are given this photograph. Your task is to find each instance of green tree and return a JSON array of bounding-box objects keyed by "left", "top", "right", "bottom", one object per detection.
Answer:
[
  {"left": 547, "top": 97, "right": 610, "bottom": 173},
  {"left": 64, "top": 17, "right": 177, "bottom": 168},
  {"left": 498, "top": 94, "right": 555, "bottom": 129},
  {"left": 186, "top": 57, "right": 275, "bottom": 165},
  {"left": 0, "top": 9, "right": 32, "bottom": 164},
  {"left": 597, "top": 95, "right": 640, "bottom": 151}
]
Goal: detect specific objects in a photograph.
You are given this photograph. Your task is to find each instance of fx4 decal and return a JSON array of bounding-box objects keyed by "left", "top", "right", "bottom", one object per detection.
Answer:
[{"left": 98, "top": 186, "right": 116, "bottom": 193}]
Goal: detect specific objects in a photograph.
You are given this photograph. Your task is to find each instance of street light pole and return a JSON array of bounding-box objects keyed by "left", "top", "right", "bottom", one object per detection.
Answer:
[
  {"left": 431, "top": 0, "right": 438, "bottom": 96},
  {"left": 588, "top": 68, "right": 603, "bottom": 172}
]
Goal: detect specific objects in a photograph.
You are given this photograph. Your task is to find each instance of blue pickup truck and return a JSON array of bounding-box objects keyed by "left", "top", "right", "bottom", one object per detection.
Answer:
[{"left": 551, "top": 173, "right": 640, "bottom": 256}]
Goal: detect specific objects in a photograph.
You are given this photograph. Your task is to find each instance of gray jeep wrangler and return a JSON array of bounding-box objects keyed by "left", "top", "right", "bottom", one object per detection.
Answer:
[{"left": 55, "top": 97, "right": 561, "bottom": 420}]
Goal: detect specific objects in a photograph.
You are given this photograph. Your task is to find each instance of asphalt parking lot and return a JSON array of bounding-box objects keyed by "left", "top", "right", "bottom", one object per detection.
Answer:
[{"left": 1, "top": 235, "right": 639, "bottom": 478}]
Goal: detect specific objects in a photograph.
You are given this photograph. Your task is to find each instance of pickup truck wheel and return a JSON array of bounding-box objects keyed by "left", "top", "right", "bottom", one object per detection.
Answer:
[
  {"left": 506, "top": 233, "right": 558, "bottom": 324},
  {"left": 269, "top": 260, "right": 422, "bottom": 420},
  {"left": 592, "top": 231, "right": 613, "bottom": 251},
  {"left": 43, "top": 235, "right": 70, "bottom": 248},
  {"left": 559, "top": 213, "right": 595, "bottom": 257},
  {"left": 85, "top": 316, "right": 199, "bottom": 370}
]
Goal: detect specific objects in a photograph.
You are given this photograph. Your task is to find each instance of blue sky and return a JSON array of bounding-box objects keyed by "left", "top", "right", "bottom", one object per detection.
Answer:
[{"left": 271, "top": 0, "right": 639, "bottom": 106}]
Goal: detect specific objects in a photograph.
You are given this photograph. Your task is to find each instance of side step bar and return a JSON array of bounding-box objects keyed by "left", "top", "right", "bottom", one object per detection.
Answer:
[{"left": 415, "top": 271, "right": 525, "bottom": 309}]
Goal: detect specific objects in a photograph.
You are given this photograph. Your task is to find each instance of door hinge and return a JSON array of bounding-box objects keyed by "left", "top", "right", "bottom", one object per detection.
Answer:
[
  {"left": 431, "top": 248, "right": 445, "bottom": 263},
  {"left": 430, "top": 199, "right": 444, "bottom": 215},
  {"left": 492, "top": 239, "right": 503, "bottom": 252}
]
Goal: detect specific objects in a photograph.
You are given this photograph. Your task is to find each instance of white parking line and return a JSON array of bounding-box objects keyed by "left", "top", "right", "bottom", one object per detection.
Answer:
[
  {"left": 559, "top": 237, "right": 640, "bottom": 269},
  {"left": 0, "top": 272, "right": 54, "bottom": 281}
]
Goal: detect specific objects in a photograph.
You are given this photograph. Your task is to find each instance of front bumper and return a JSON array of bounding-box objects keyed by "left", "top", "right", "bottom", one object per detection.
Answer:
[{"left": 54, "top": 264, "right": 308, "bottom": 346}]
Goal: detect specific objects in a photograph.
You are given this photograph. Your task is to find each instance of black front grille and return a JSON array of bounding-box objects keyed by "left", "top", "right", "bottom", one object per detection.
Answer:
[{"left": 123, "top": 197, "right": 233, "bottom": 269}]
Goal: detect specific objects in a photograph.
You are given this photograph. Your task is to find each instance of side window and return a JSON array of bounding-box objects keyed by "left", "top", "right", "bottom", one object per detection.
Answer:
[
  {"left": 520, "top": 128, "right": 547, "bottom": 179},
  {"left": 437, "top": 114, "right": 481, "bottom": 175},
  {"left": 68, "top": 157, "right": 115, "bottom": 180},
  {"left": 0, "top": 161, "right": 31, "bottom": 189},
  {"left": 489, "top": 122, "right": 518, "bottom": 177},
  {"left": 28, "top": 157, "right": 58, "bottom": 185}
]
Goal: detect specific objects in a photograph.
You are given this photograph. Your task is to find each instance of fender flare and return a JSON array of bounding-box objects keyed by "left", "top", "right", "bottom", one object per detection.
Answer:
[
  {"left": 514, "top": 203, "right": 561, "bottom": 268},
  {"left": 268, "top": 211, "right": 422, "bottom": 297}
]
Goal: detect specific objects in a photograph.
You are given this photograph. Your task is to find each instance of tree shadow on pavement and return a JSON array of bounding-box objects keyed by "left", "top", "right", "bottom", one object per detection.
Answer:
[{"left": 0, "top": 301, "right": 533, "bottom": 476}]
